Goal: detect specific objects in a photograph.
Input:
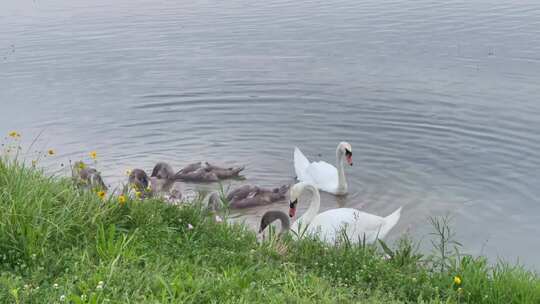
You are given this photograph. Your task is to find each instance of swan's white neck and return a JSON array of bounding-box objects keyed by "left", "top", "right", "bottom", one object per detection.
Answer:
[
  {"left": 296, "top": 184, "right": 321, "bottom": 228},
  {"left": 335, "top": 147, "right": 348, "bottom": 195}
]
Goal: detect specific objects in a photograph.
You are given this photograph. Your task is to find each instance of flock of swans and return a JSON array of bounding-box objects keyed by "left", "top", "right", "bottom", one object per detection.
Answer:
[
  {"left": 72, "top": 142, "right": 402, "bottom": 245},
  {"left": 266, "top": 142, "right": 402, "bottom": 244}
]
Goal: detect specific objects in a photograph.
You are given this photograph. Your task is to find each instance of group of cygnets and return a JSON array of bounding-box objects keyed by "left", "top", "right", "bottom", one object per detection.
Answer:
[
  {"left": 72, "top": 142, "right": 403, "bottom": 244},
  {"left": 73, "top": 158, "right": 288, "bottom": 208}
]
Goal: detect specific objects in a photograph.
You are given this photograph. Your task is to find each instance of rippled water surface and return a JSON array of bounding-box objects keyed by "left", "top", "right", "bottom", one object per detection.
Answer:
[{"left": 2, "top": 0, "right": 540, "bottom": 267}]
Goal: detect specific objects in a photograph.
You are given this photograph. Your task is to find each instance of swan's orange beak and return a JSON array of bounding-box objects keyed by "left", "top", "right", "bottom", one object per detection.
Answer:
[
  {"left": 289, "top": 207, "right": 296, "bottom": 218},
  {"left": 345, "top": 150, "right": 353, "bottom": 166},
  {"left": 289, "top": 200, "right": 297, "bottom": 218}
]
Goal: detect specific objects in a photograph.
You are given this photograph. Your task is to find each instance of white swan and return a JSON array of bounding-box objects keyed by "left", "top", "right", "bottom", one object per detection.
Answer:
[
  {"left": 294, "top": 142, "right": 353, "bottom": 195},
  {"left": 288, "top": 182, "right": 402, "bottom": 244}
]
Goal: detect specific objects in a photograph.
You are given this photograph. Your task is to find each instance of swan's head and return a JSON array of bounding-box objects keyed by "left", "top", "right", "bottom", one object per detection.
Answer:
[
  {"left": 151, "top": 162, "right": 174, "bottom": 180},
  {"left": 338, "top": 142, "right": 353, "bottom": 166},
  {"left": 288, "top": 182, "right": 306, "bottom": 218},
  {"left": 259, "top": 211, "right": 277, "bottom": 233},
  {"left": 259, "top": 210, "right": 290, "bottom": 234},
  {"left": 289, "top": 199, "right": 298, "bottom": 218},
  {"left": 129, "top": 169, "right": 150, "bottom": 191},
  {"left": 259, "top": 214, "right": 271, "bottom": 233}
]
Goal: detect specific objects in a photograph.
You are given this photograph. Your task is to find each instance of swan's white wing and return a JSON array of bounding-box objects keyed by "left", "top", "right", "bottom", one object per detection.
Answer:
[
  {"left": 306, "top": 208, "right": 386, "bottom": 244},
  {"left": 304, "top": 161, "right": 339, "bottom": 193},
  {"left": 294, "top": 147, "right": 310, "bottom": 181}
]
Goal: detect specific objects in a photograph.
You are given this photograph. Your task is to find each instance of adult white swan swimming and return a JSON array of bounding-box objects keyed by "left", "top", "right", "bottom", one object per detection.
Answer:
[
  {"left": 294, "top": 142, "right": 353, "bottom": 195},
  {"left": 288, "top": 182, "right": 402, "bottom": 244}
]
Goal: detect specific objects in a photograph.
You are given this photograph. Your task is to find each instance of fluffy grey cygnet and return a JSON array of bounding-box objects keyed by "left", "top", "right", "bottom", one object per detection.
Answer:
[
  {"left": 151, "top": 161, "right": 244, "bottom": 183},
  {"left": 72, "top": 161, "right": 107, "bottom": 191}
]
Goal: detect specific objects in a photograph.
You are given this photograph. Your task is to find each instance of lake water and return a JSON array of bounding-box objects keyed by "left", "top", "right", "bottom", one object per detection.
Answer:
[{"left": 2, "top": 0, "right": 540, "bottom": 267}]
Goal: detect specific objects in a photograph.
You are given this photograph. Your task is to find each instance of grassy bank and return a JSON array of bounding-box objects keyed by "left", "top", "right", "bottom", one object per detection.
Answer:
[{"left": 0, "top": 158, "right": 539, "bottom": 303}]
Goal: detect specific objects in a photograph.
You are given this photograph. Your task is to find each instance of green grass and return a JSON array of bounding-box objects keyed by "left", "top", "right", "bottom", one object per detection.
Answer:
[{"left": 0, "top": 157, "right": 539, "bottom": 303}]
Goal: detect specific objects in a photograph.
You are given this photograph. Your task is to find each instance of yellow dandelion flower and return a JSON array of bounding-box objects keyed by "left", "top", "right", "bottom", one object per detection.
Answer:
[
  {"left": 125, "top": 169, "right": 132, "bottom": 176},
  {"left": 453, "top": 276, "right": 462, "bottom": 286},
  {"left": 97, "top": 191, "right": 106, "bottom": 200},
  {"left": 135, "top": 191, "right": 142, "bottom": 199},
  {"left": 89, "top": 151, "right": 97, "bottom": 160},
  {"left": 118, "top": 195, "right": 126, "bottom": 205},
  {"left": 48, "top": 149, "right": 55, "bottom": 156},
  {"left": 8, "top": 131, "right": 20, "bottom": 138}
]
